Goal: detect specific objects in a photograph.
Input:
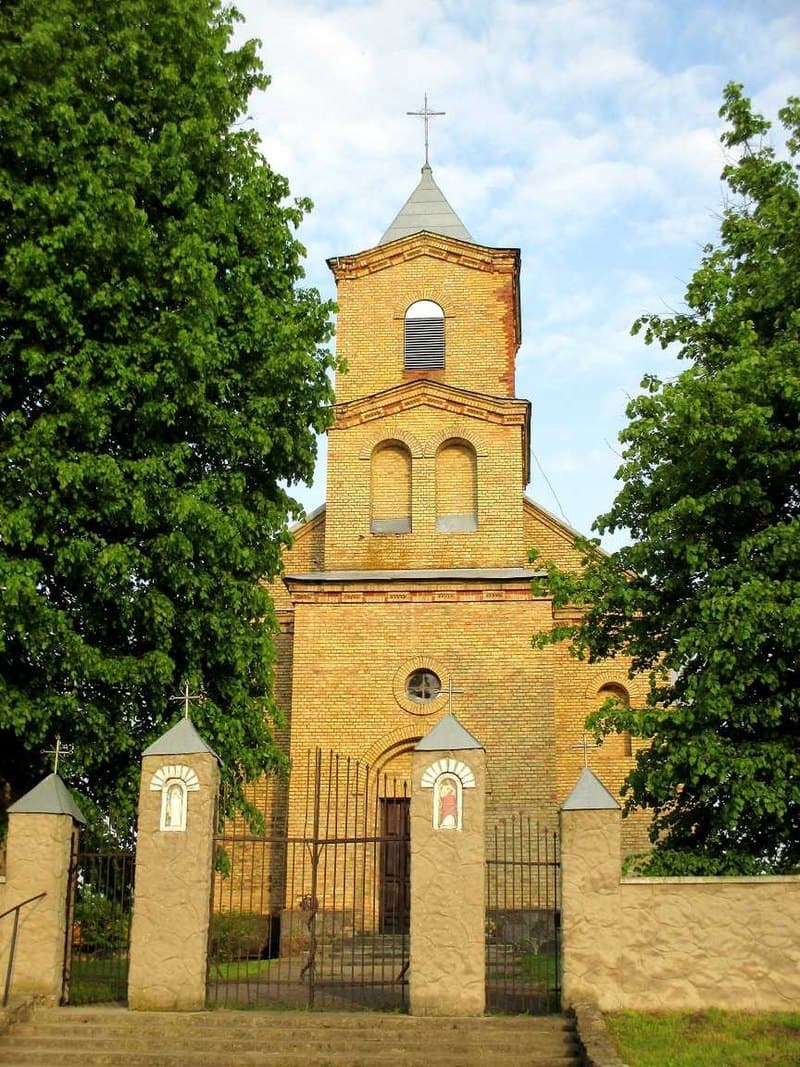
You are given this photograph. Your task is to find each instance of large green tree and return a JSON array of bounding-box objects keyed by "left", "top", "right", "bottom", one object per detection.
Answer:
[
  {"left": 534, "top": 85, "right": 800, "bottom": 873},
  {"left": 0, "top": 0, "right": 335, "bottom": 835}
]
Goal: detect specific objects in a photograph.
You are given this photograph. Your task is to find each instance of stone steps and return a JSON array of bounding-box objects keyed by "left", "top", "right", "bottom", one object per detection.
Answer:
[{"left": 0, "top": 1006, "right": 583, "bottom": 1066}]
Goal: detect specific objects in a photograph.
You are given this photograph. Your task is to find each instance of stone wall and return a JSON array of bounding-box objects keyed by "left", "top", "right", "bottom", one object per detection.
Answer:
[{"left": 562, "top": 802, "right": 800, "bottom": 1011}]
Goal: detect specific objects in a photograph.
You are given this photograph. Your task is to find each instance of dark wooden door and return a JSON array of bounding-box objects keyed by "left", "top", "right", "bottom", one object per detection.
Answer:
[{"left": 379, "top": 798, "right": 410, "bottom": 934}]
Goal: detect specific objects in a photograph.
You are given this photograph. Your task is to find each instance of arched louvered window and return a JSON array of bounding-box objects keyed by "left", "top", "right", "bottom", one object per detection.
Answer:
[
  {"left": 436, "top": 439, "right": 477, "bottom": 532},
  {"left": 371, "top": 441, "right": 412, "bottom": 534},
  {"left": 404, "top": 300, "right": 444, "bottom": 369}
]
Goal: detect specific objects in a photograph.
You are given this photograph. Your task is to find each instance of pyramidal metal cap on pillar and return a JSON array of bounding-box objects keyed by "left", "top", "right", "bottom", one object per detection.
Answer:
[
  {"left": 415, "top": 712, "right": 483, "bottom": 751},
  {"left": 8, "top": 772, "right": 86, "bottom": 824},
  {"left": 143, "top": 718, "right": 222, "bottom": 763},
  {"left": 561, "top": 766, "right": 620, "bottom": 811}
]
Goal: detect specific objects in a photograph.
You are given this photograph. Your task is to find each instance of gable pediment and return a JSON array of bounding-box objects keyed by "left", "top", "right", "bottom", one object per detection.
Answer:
[
  {"left": 328, "top": 232, "right": 519, "bottom": 281},
  {"left": 334, "top": 380, "right": 530, "bottom": 431}
]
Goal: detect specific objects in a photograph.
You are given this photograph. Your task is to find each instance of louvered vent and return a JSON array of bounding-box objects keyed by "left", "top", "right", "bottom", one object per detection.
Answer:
[{"left": 404, "top": 311, "right": 445, "bottom": 369}]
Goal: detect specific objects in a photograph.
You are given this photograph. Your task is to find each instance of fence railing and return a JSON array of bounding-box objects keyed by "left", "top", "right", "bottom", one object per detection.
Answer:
[
  {"left": 1, "top": 892, "right": 47, "bottom": 1006},
  {"left": 63, "top": 850, "right": 135, "bottom": 1005}
]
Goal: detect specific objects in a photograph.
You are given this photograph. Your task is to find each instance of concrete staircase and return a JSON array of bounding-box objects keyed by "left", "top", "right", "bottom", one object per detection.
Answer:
[{"left": 0, "top": 1005, "right": 583, "bottom": 1065}]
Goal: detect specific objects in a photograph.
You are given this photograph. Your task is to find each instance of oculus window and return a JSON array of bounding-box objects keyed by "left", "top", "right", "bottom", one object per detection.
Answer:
[{"left": 406, "top": 668, "right": 442, "bottom": 704}]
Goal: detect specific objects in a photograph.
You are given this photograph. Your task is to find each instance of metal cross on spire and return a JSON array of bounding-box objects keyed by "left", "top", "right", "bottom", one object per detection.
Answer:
[
  {"left": 43, "top": 736, "right": 74, "bottom": 775},
  {"left": 407, "top": 92, "right": 445, "bottom": 166},
  {"left": 170, "top": 681, "right": 205, "bottom": 721}
]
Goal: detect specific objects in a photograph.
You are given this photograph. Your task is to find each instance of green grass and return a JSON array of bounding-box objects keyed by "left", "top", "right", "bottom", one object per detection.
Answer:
[
  {"left": 605, "top": 1010, "right": 800, "bottom": 1067},
  {"left": 67, "top": 956, "right": 128, "bottom": 1005},
  {"left": 519, "top": 951, "right": 558, "bottom": 986},
  {"left": 211, "top": 958, "right": 274, "bottom": 980}
]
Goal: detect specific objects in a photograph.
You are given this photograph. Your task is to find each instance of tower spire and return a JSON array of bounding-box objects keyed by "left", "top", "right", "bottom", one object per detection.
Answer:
[{"left": 407, "top": 92, "right": 445, "bottom": 166}]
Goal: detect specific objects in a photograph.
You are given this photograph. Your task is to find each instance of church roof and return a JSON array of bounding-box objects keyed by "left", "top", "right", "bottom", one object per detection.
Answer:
[{"left": 379, "top": 164, "right": 472, "bottom": 245}]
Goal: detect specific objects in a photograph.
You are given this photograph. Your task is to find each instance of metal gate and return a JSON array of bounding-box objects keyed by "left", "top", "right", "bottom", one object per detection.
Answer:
[
  {"left": 207, "top": 749, "right": 410, "bottom": 1011},
  {"left": 485, "top": 816, "right": 560, "bottom": 1013},
  {"left": 63, "top": 846, "right": 135, "bottom": 1004}
]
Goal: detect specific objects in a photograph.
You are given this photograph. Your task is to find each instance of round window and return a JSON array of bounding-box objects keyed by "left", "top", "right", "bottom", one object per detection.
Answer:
[{"left": 406, "top": 668, "right": 441, "bottom": 704}]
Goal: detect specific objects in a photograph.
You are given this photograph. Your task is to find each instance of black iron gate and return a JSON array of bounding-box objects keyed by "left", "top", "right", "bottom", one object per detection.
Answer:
[
  {"left": 207, "top": 749, "right": 410, "bottom": 1011},
  {"left": 485, "top": 816, "right": 560, "bottom": 1013},
  {"left": 63, "top": 846, "right": 135, "bottom": 1005}
]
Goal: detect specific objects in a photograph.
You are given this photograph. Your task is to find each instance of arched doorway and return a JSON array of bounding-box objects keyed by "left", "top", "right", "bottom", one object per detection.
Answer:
[{"left": 374, "top": 742, "right": 416, "bottom": 934}]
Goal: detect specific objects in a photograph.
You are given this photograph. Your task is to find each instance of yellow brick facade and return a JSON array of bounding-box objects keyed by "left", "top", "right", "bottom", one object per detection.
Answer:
[{"left": 265, "top": 221, "right": 649, "bottom": 859}]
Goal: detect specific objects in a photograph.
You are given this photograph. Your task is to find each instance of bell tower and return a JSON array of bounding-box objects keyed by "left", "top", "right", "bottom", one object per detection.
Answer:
[{"left": 322, "top": 161, "right": 531, "bottom": 573}]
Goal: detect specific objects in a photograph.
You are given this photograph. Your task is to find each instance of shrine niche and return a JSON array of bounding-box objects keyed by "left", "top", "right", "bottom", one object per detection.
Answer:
[
  {"left": 150, "top": 764, "right": 200, "bottom": 832},
  {"left": 420, "top": 757, "right": 476, "bottom": 831}
]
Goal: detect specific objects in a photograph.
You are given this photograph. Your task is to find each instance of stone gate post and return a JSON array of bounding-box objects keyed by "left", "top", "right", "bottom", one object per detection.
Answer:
[
  {"left": 3, "top": 774, "right": 86, "bottom": 1003},
  {"left": 559, "top": 766, "right": 622, "bottom": 1010},
  {"left": 127, "top": 719, "right": 220, "bottom": 1011},
  {"left": 409, "top": 713, "right": 485, "bottom": 1016}
]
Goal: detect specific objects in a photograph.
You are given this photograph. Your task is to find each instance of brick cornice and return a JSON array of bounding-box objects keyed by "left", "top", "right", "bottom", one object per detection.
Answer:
[{"left": 284, "top": 573, "right": 549, "bottom": 606}]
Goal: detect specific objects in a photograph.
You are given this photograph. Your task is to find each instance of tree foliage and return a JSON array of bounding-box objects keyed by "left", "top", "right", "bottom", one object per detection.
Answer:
[
  {"left": 533, "top": 85, "right": 800, "bottom": 873},
  {"left": 0, "top": 0, "right": 336, "bottom": 837}
]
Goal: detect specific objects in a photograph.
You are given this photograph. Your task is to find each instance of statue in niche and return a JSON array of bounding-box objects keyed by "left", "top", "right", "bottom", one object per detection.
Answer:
[
  {"left": 435, "top": 775, "right": 461, "bottom": 830},
  {"left": 161, "top": 780, "right": 187, "bottom": 831},
  {"left": 151, "top": 764, "right": 199, "bottom": 831}
]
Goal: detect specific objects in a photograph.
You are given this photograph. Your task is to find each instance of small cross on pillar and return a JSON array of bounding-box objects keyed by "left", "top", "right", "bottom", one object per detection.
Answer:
[
  {"left": 42, "top": 735, "right": 74, "bottom": 775},
  {"left": 170, "top": 681, "right": 205, "bottom": 721},
  {"left": 572, "top": 732, "right": 599, "bottom": 768},
  {"left": 443, "top": 676, "right": 465, "bottom": 716}
]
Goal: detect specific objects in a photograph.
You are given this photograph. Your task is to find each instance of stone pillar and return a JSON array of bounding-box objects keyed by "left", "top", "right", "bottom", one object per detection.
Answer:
[
  {"left": 559, "top": 766, "right": 622, "bottom": 1010},
  {"left": 128, "top": 719, "right": 220, "bottom": 1011},
  {"left": 409, "top": 713, "right": 486, "bottom": 1016},
  {"left": 3, "top": 774, "right": 85, "bottom": 1003}
]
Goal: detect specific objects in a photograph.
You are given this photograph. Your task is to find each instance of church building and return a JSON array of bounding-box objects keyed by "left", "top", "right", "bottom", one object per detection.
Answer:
[{"left": 267, "top": 155, "right": 647, "bottom": 861}]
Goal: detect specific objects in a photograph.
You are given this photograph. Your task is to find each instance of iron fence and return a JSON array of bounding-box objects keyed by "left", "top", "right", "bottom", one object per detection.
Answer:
[
  {"left": 63, "top": 848, "right": 135, "bottom": 1005},
  {"left": 207, "top": 749, "right": 410, "bottom": 1011},
  {"left": 485, "top": 815, "right": 560, "bottom": 1013}
]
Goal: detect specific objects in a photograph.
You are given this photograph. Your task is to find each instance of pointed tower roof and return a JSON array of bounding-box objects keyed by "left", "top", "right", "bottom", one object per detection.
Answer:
[
  {"left": 379, "top": 164, "right": 472, "bottom": 245},
  {"left": 8, "top": 773, "right": 86, "bottom": 824}
]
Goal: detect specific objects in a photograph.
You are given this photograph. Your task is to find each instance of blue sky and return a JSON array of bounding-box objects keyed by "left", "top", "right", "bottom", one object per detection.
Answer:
[{"left": 233, "top": 0, "right": 799, "bottom": 548}]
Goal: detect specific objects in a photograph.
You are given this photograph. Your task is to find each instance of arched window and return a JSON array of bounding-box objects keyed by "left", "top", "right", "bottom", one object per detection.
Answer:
[
  {"left": 436, "top": 439, "right": 477, "bottom": 532},
  {"left": 371, "top": 441, "right": 412, "bottom": 533},
  {"left": 597, "top": 683, "right": 632, "bottom": 757},
  {"left": 404, "top": 300, "right": 444, "bottom": 369}
]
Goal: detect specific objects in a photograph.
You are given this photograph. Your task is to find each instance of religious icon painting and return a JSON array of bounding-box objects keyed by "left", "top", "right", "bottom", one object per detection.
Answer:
[{"left": 434, "top": 773, "right": 462, "bottom": 831}]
